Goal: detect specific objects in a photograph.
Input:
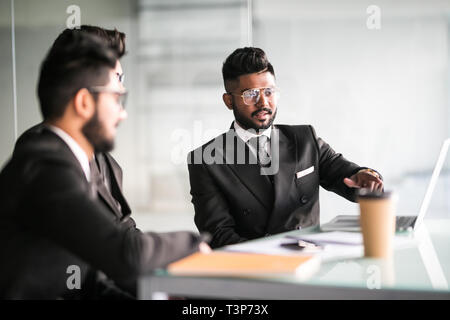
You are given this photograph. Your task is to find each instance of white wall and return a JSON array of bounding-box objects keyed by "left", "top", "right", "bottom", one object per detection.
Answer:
[{"left": 253, "top": 0, "right": 450, "bottom": 221}]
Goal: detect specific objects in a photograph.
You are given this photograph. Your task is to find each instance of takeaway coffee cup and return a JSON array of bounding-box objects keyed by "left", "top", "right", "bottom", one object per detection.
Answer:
[{"left": 358, "top": 190, "right": 396, "bottom": 258}]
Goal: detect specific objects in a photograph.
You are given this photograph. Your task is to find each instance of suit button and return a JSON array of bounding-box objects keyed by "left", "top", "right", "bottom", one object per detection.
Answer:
[
  {"left": 243, "top": 208, "right": 251, "bottom": 216},
  {"left": 300, "top": 196, "right": 308, "bottom": 204}
]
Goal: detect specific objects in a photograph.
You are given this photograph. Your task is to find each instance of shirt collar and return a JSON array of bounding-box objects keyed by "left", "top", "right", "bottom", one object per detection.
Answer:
[
  {"left": 46, "top": 124, "right": 91, "bottom": 182},
  {"left": 233, "top": 121, "right": 272, "bottom": 143}
]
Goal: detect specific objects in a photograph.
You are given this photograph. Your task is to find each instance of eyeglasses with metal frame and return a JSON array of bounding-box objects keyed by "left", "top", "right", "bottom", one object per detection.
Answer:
[
  {"left": 88, "top": 86, "right": 128, "bottom": 109},
  {"left": 227, "top": 87, "right": 279, "bottom": 105}
]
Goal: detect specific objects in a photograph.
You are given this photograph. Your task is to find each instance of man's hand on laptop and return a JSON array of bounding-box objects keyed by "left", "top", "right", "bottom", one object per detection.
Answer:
[{"left": 343, "top": 169, "right": 384, "bottom": 192}]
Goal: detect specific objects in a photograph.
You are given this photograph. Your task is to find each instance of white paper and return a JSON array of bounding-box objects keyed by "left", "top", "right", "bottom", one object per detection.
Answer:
[
  {"left": 223, "top": 232, "right": 416, "bottom": 262},
  {"left": 287, "top": 231, "right": 363, "bottom": 246},
  {"left": 224, "top": 238, "right": 317, "bottom": 256},
  {"left": 223, "top": 237, "right": 363, "bottom": 262}
]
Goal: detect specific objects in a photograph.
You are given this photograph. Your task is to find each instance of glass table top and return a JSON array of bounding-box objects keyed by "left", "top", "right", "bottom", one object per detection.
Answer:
[{"left": 149, "top": 219, "right": 450, "bottom": 296}]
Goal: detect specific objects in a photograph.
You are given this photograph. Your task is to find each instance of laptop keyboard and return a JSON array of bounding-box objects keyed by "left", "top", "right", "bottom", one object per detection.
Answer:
[
  {"left": 322, "top": 215, "right": 418, "bottom": 232},
  {"left": 396, "top": 216, "right": 417, "bottom": 230}
]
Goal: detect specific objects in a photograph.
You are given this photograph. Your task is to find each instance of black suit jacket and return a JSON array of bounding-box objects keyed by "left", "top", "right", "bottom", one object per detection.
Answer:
[
  {"left": 0, "top": 126, "right": 200, "bottom": 299},
  {"left": 15, "top": 123, "right": 132, "bottom": 225},
  {"left": 188, "top": 124, "right": 362, "bottom": 248},
  {"left": 94, "top": 152, "right": 132, "bottom": 222}
]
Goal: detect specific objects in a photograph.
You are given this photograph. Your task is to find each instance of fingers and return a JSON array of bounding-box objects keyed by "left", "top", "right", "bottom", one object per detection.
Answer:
[
  {"left": 360, "top": 182, "right": 372, "bottom": 190},
  {"left": 376, "top": 181, "right": 384, "bottom": 192},
  {"left": 364, "top": 174, "right": 383, "bottom": 185},
  {"left": 358, "top": 172, "right": 383, "bottom": 191},
  {"left": 344, "top": 173, "right": 384, "bottom": 192},
  {"left": 343, "top": 177, "right": 358, "bottom": 188},
  {"left": 199, "top": 242, "right": 212, "bottom": 254},
  {"left": 363, "top": 180, "right": 384, "bottom": 192}
]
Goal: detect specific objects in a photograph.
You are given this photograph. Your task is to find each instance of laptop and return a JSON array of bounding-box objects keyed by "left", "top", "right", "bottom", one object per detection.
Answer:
[{"left": 321, "top": 138, "right": 450, "bottom": 232}]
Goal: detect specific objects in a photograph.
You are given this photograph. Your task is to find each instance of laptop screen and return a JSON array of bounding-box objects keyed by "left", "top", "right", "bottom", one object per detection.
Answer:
[
  {"left": 427, "top": 141, "right": 450, "bottom": 219},
  {"left": 394, "top": 172, "right": 430, "bottom": 216},
  {"left": 394, "top": 138, "right": 449, "bottom": 220}
]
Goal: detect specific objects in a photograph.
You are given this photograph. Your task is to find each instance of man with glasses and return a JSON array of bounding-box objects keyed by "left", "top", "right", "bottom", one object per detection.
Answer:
[
  {"left": 0, "top": 29, "right": 208, "bottom": 299},
  {"left": 15, "top": 26, "right": 132, "bottom": 227},
  {"left": 188, "top": 47, "right": 383, "bottom": 249}
]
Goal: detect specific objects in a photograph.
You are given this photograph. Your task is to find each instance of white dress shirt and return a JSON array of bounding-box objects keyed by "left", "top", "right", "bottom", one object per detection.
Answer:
[
  {"left": 47, "top": 124, "right": 91, "bottom": 182},
  {"left": 233, "top": 121, "right": 272, "bottom": 157}
]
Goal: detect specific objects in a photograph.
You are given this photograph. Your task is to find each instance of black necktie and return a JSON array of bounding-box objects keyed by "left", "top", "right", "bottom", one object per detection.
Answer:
[
  {"left": 89, "top": 159, "right": 122, "bottom": 213},
  {"left": 248, "top": 135, "right": 274, "bottom": 186},
  {"left": 89, "top": 160, "right": 101, "bottom": 199},
  {"left": 249, "top": 135, "right": 271, "bottom": 168}
]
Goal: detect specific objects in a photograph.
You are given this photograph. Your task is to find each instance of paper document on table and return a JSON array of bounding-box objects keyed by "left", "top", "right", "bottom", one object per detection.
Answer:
[
  {"left": 287, "top": 231, "right": 416, "bottom": 248},
  {"left": 223, "top": 237, "right": 363, "bottom": 261},
  {"left": 286, "top": 231, "right": 363, "bottom": 246},
  {"left": 223, "top": 232, "right": 417, "bottom": 262},
  {"left": 224, "top": 238, "right": 320, "bottom": 256}
]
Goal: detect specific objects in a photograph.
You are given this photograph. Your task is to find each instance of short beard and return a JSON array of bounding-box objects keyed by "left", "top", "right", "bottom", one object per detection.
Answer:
[
  {"left": 82, "top": 107, "right": 114, "bottom": 153},
  {"left": 232, "top": 101, "right": 277, "bottom": 132}
]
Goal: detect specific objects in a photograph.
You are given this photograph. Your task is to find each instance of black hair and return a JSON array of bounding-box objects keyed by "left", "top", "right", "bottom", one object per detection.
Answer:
[
  {"left": 79, "top": 25, "right": 126, "bottom": 58},
  {"left": 37, "top": 28, "right": 117, "bottom": 120},
  {"left": 222, "top": 47, "right": 275, "bottom": 91}
]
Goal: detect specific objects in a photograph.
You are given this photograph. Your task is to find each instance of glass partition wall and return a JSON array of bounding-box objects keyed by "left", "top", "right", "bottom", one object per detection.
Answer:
[{"left": 0, "top": 0, "right": 15, "bottom": 167}]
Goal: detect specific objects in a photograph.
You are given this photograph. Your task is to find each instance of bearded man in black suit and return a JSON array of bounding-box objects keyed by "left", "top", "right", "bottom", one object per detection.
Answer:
[
  {"left": 188, "top": 47, "right": 383, "bottom": 249},
  {"left": 0, "top": 29, "right": 208, "bottom": 299},
  {"left": 15, "top": 26, "right": 131, "bottom": 228}
]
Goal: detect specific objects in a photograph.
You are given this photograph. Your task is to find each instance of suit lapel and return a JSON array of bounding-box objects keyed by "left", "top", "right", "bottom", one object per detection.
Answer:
[
  {"left": 92, "top": 156, "right": 122, "bottom": 219},
  {"left": 269, "top": 127, "right": 297, "bottom": 220},
  {"left": 219, "top": 128, "right": 274, "bottom": 211},
  {"left": 96, "top": 180, "right": 123, "bottom": 219},
  {"left": 103, "top": 153, "right": 122, "bottom": 186},
  {"left": 23, "top": 126, "right": 127, "bottom": 219},
  {"left": 103, "top": 153, "right": 132, "bottom": 216}
]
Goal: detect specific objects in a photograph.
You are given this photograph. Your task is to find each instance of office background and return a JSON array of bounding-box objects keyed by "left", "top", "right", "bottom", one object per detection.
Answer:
[{"left": 0, "top": 0, "right": 449, "bottom": 232}]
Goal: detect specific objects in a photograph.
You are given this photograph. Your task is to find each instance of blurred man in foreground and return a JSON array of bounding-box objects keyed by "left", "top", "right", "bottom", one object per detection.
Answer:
[{"left": 0, "top": 29, "right": 208, "bottom": 299}]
